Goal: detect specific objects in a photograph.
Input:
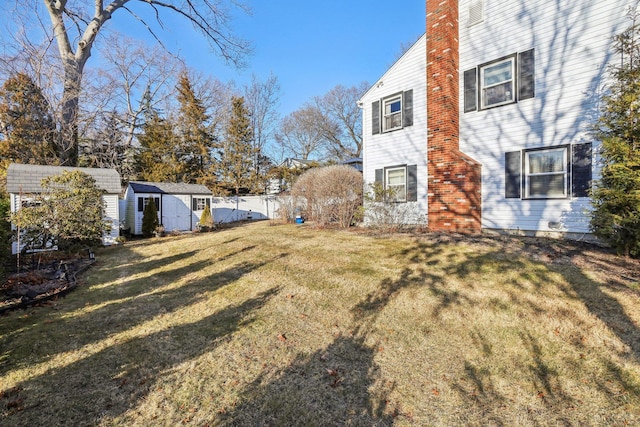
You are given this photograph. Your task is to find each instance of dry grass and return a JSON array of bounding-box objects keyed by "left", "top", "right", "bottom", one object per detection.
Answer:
[{"left": 1, "top": 222, "right": 639, "bottom": 426}]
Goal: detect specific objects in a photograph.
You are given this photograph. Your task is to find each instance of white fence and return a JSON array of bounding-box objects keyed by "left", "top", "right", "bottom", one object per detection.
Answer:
[{"left": 211, "top": 195, "right": 281, "bottom": 224}]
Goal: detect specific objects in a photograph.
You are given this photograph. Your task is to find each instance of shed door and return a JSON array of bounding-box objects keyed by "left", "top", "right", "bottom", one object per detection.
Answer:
[{"left": 162, "top": 195, "right": 192, "bottom": 231}]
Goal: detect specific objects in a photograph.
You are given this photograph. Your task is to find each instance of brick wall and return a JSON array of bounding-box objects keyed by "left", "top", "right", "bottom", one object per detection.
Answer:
[{"left": 426, "top": 0, "right": 482, "bottom": 233}]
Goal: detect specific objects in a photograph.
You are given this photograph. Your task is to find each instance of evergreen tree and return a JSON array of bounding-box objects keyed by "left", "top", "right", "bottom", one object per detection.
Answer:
[
  {"left": 220, "top": 96, "right": 257, "bottom": 195},
  {"left": 135, "top": 110, "right": 181, "bottom": 182},
  {"left": 11, "top": 171, "right": 110, "bottom": 252},
  {"left": 175, "top": 73, "right": 217, "bottom": 184},
  {"left": 590, "top": 9, "right": 640, "bottom": 257},
  {"left": 141, "top": 198, "right": 159, "bottom": 238},
  {"left": 0, "top": 73, "right": 58, "bottom": 165},
  {"left": 198, "top": 203, "right": 214, "bottom": 231}
]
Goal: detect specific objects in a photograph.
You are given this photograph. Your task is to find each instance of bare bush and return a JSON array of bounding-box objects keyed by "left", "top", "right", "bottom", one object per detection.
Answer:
[
  {"left": 291, "top": 165, "right": 363, "bottom": 228},
  {"left": 363, "top": 183, "right": 426, "bottom": 232}
]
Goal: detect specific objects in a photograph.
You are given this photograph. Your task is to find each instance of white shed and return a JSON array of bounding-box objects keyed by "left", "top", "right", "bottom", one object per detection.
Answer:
[
  {"left": 123, "top": 181, "right": 213, "bottom": 235},
  {"left": 6, "top": 163, "right": 122, "bottom": 253}
]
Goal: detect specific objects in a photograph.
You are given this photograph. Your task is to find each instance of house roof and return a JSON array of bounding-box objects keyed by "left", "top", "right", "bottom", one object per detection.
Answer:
[
  {"left": 358, "top": 33, "right": 426, "bottom": 103},
  {"left": 6, "top": 163, "right": 121, "bottom": 194},
  {"left": 128, "top": 181, "right": 212, "bottom": 195},
  {"left": 342, "top": 157, "right": 363, "bottom": 172}
]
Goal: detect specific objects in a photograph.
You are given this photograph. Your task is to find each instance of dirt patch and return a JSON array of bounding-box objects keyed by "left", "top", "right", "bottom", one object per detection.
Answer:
[{"left": 0, "top": 256, "right": 95, "bottom": 313}]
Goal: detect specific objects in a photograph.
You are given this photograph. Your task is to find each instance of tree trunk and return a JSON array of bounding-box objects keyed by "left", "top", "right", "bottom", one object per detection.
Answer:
[{"left": 58, "top": 61, "right": 82, "bottom": 166}]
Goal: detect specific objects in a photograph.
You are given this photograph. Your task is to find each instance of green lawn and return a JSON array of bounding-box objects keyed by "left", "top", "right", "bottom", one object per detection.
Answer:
[{"left": 1, "top": 222, "right": 639, "bottom": 426}]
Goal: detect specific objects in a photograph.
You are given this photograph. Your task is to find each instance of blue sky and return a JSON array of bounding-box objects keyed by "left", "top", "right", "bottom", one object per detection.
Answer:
[{"left": 109, "top": 1, "right": 426, "bottom": 116}]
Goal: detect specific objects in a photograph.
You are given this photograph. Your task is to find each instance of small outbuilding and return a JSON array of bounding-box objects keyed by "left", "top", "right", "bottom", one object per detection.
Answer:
[
  {"left": 6, "top": 163, "right": 122, "bottom": 253},
  {"left": 123, "top": 181, "right": 213, "bottom": 235}
]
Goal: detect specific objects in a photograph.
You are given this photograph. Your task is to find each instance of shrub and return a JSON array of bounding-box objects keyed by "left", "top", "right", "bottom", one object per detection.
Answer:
[
  {"left": 141, "top": 198, "right": 159, "bottom": 238},
  {"left": 11, "top": 171, "right": 111, "bottom": 252},
  {"left": 291, "top": 165, "right": 363, "bottom": 228},
  {"left": 198, "top": 205, "right": 214, "bottom": 231},
  {"left": 363, "top": 182, "right": 426, "bottom": 233}
]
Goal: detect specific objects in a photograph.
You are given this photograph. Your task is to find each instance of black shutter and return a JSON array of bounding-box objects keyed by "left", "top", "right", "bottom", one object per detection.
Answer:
[
  {"left": 406, "top": 165, "right": 418, "bottom": 202},
  {"left": 138, "top": 197, "right": 143, "bottom": 212},
  {"left": 403, "top": 90, "right": 413, "bottom": 127},
  {"left": 374, "top": 169, "right": 383, "bottom": 201},
  {"left": 518, "top": 49, "right": 535, "bottom": 100},
  {"left": 505, "top": 151, "right": 522, "bottom": 198},
  {"left": 372, "top": 100, "right": 380, "bottom": 135},
  {"left": 192, "top": 198, "right": 197, "bottom": 211},
  {"left": 572, "top": 143, "right": 592, "bottom": 197},
  {"left": 464, "top": 68, "right": 477, "bottom": 112},
  {"left": 154, "top": 197, "right": 160, "bottom": 211}
]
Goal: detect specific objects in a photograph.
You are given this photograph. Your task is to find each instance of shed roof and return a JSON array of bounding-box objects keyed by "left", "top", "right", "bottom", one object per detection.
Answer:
[
  {"left": 128, "top": 181, "right": 212, "bottom": 195},
  {"left": 6, "top": 163, "right": 121, "bottom": 194}
]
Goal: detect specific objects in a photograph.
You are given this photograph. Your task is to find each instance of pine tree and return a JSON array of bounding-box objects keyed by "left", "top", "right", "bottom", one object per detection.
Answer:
[
  {"left": 198, "top": 203, "right": 214, "bottom": 231},
  {"left": 135, "top": 110, "right": 181, "bottom": 182},
  {"left": 220, "top": 96, "right": 257, "bottom": 195},
  {"left": 175, "top": 73, "right": 217, "bottom": 184},
  {"left": 0, "top": 73, "right": 58, "bottom": 165},
  {"left": 141, "top": 198, "right": 160, "bottom": 238},
  {"left": 590, "top": 9, "right": 640, "bottom": 257}
]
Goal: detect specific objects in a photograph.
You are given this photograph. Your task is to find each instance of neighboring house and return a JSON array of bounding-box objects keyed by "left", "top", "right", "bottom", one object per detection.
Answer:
[
  {"left": 360, "top": 0, "right": 632, "bottom": 237},
  {"left": 123, "top": 181, "right": 213, "bottom": 235},
  {"left": 342, "top": 158, "right": 363, "bottom": 173},
  {"left": 6, "top": 163, "right": 121, "bottom": 253},
  {"left": 268, "top": 157, "right": 315, "bottom": 194}
]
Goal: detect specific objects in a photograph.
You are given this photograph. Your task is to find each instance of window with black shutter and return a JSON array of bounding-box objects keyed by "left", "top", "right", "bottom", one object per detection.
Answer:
[
  {"left": 464, "top": 68, "right": 478, "bottom": 112},
  {"left": 371, "top": 90, "right": 414, "bottom": 134},
  {"left": 518, "top": 49, "right": 535, "bottom": 100},
  {"left": 403, "top": 90, "right": 413, "bottom": 127},
  {"left": 406, "top": 164, "right": 418, "bottom": 202},
  {"left": 571, "top": 143, "right": 592, "bottom": 197},
  {"left": 372, "top": 101, "right": 380, "bottom": 135},
  {"left": 505, "top": 143, "right": 591, "bottom": 200},
  {"left": 505, "top": 151, "right": 522, "bottom": 198},
  {"left": 466, "top": 49, "right": 535, "bottom": 112}
]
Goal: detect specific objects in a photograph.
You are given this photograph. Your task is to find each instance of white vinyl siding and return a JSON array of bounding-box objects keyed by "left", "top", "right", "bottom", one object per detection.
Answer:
[
  {"left": 360, "top": 34, "right": 428, "bottom": 224},
  {"left": 459, "top": 0, "right": 632, "bottom": 233}
]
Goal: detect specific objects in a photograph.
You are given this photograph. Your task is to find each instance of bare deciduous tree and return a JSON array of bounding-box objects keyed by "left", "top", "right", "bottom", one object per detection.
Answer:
[
  {"left": 243, "top": 73, "right": 281, "bottom": 160},
  {"left": 276, "top": 106, "right": 326, "bottom": 161},
  {"left": 8, "top": 0, "right": 250, "bottom": 166},
  {"left": 312, "top": 82, "right": 368, "bottom": 160}
]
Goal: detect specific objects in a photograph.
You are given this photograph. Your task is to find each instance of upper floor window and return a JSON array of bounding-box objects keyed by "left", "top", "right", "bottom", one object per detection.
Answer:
[
  {"left": 371, "top": 90, "right": 413, "bottom": 135},
  {"left": 383, "top": 95, "right": 402, "bottom": 132},
  {"left": 464, "top": 49, "right": 535, "bottom": 112},
  {"left": 481, "top": 57, "right": 515, "bottom": 108}
]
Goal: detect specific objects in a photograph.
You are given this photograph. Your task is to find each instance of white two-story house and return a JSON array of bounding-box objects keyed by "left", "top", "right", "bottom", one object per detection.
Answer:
[{"left": 360, "top": 0, "right": 633, "bottom": 237}]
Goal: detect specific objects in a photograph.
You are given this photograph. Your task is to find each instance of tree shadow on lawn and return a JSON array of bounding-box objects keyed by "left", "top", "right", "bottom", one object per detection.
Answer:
[
  {"left": 217, "top": 334, "right": 394, "bottom": 426},
  {"left": 0, "top": 287, "right": 280, "bottom": 425},
  {"left": 0, "top": 244, "right": 272, "bottom": 372},
  {"left": 352, "top": 236, "right": 640, "bottom": 422}
]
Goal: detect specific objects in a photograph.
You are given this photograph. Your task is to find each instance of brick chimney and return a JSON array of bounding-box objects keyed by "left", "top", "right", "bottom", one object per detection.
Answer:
[{"left": 426, "top": 0, "right": 482, "bottom": 233}]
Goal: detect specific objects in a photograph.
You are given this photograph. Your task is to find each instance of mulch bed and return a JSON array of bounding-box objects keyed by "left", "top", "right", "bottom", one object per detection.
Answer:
[{"left": 0, "top": 256, "right": 95, "bottom": 314}]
